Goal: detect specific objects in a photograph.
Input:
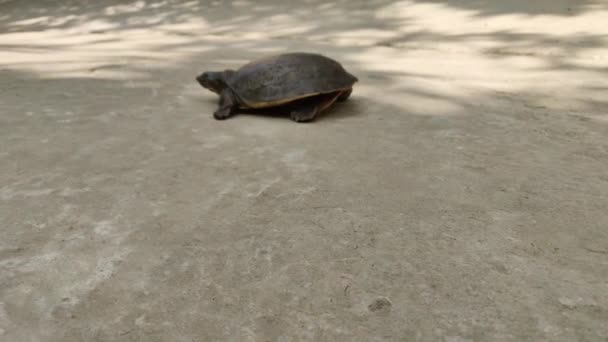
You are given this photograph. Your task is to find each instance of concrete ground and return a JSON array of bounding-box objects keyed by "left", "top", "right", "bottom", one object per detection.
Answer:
[{"left": 1, "top": 0, "right": 608, "bottom": 341}]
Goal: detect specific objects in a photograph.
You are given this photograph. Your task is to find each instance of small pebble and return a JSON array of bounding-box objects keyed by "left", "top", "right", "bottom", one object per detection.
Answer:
[{"left": 368, "top": 297, "right": 392, "bottom": 313}]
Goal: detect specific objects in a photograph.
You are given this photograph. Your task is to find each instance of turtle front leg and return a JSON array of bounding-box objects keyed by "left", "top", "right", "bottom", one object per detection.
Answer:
[{"left": 214, "top": 89, "right": 237, "bottom": 120}]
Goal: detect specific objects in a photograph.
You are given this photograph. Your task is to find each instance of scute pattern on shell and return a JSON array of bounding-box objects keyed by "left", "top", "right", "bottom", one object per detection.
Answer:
[{"left": 227, "top": 53, "right": 357, "bottom": 106}]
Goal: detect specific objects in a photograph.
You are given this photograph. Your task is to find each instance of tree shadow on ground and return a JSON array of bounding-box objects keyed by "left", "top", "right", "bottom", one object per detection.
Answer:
[
  {"left": 1, "top": 0, "right": 605, "bottom": 34},
  {"left": 0, "top": 0, "right": 606, "bottom": 121},
  {"left": 414, "top": 0, "right": 606, "bottom": 16}
]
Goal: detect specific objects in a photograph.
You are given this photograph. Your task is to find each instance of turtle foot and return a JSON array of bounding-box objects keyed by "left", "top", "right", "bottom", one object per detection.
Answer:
[
  {"left": 290, "top": 106, "right": 318, "bottom": 122},
  {"left": 213, "top": 108, "right": 232, "bottom": 120}
]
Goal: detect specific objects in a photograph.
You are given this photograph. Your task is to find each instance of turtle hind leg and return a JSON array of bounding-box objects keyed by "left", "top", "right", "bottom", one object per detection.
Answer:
[
  {"left": 289, "top": 92, "right": 342, "bottom": 123},
  {"left": 289, "top": 101, "right": 319, "bottom": 123},
  {"left": 336, "top": 88, "right": 352, "bottom": 102}
]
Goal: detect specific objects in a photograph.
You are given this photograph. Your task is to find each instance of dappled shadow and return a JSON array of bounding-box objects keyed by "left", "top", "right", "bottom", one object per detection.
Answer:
[
  {"left": 0, "top": 0, "right": 206, "bottom": 33},
  {"left": 0, "top": 0, "right": 400, "bottom": 35},
  {"left": 414, "top": 0, "right": 607, "bottom": 17},
  {"left": 376, "top": 29, "right": 608, "bottom": 76},
  {"left": 2, "top": 0, "right": 606, "bottom": 36},
  {"left": 1, "top": 0, "right": 606, "bottom": 74},
  {"left": 0, "top": 0, "right": 606, "bottom": 120}
]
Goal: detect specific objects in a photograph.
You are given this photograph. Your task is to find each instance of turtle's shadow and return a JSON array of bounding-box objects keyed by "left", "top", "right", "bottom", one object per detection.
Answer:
[{"left": 202, "top": 96, "right": 361, "bottom": 122}]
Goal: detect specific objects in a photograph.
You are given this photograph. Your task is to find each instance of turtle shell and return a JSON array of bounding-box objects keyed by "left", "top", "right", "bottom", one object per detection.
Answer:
[{"left": 226, "top": 53, "right": 358, "bottom": 108}]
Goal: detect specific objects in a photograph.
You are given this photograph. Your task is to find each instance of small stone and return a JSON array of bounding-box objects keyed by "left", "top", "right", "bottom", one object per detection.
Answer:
[
  {"left": 368, "top": 297, "right": 392, "bottom": 313},
  {"left": 558, "top": 297, "right": 576, "bottom": 308}
]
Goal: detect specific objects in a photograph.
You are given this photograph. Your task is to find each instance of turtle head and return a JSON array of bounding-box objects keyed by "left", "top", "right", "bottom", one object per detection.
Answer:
[{"left": 196, "top": 70, "right": 234, "bottom": 94}]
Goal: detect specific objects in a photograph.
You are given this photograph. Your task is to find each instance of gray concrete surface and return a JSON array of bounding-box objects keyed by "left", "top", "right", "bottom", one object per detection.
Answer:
[{"left": 1, "top": 0, "right": 608, "bottom": 341}]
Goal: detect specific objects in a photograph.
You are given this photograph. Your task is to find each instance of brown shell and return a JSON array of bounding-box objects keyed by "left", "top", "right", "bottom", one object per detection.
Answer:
[{"left": 226, "top": 53, "right": 358, "bottom": 108}]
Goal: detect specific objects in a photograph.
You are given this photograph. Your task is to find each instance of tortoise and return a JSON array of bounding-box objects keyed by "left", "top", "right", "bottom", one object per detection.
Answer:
[{"left": 196, "top": 52, "right": 358, "bottom": 122}]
